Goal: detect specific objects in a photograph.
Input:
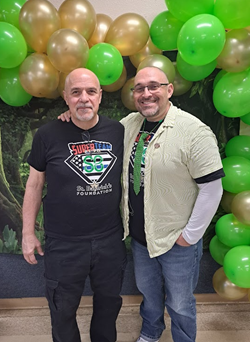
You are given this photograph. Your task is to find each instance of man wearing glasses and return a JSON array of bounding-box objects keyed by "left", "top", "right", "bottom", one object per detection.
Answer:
[
  {"left": 121, "top": 66, "right": 224, "bottom": 342},
  {"left": 57, "top": 66, "right": 224, "bottom": 342},
  {"left": 22, "top": 68, "right": 127, "bottom": 342}
]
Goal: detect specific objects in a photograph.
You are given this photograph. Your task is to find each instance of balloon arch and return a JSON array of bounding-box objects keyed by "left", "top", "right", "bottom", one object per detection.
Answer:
[{"left": 1, "top": 0, "right": 250, "bottom": 301}]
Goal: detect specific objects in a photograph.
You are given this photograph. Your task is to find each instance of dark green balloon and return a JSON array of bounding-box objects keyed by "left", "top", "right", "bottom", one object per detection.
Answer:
[
  {"left": 224, "top": 245, "right": 250, "bottom": 288},
  {"left": 225, "top": 135, "right": 250, "bottom": 161},
  {"left": 222, "top": 156, "right": 250, "bottom": 193},
  {"left": 209, "top": 235, "right": 231, "bottom": 265}
]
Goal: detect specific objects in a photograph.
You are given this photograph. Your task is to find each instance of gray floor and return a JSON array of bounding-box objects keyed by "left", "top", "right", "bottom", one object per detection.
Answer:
[{"left": 1, "top": 331, "right": 250, "bottom": 342}]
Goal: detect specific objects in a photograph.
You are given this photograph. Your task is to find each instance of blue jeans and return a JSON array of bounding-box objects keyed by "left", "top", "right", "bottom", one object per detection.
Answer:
[{"left": 131, "top": 238, "right": 203, "bottom": 342}]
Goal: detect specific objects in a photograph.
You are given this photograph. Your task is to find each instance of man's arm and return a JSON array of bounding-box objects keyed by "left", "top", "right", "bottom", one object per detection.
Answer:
[
  {"left": 58, "top": 110, "right": 71, "bottom": 122},
  {"left": 22, "top": 166, "right": 45, "bottom": 264},
  {"left": 176, "top": 179, "right": 223, "bottom": 246}
]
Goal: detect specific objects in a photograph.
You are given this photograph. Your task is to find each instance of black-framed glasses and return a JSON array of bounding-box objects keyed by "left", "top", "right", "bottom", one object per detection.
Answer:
[
  {"left": 131, "top": 82, "right": 169, "bottom": 94},
  {"left": 81, "top": 131, "right": 90, "bottom": 142}
]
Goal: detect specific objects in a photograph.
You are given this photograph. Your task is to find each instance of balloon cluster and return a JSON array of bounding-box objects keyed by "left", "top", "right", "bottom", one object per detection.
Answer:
[
  {"left": 209, "top": 134, "right": 250, "bottom": 301},
  {"left": 1, "top": 0, "right": 249, "bottom": 109}
]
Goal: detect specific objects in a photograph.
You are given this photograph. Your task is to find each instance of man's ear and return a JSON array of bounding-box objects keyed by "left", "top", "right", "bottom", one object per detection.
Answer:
[{"left": 63, "top": 90, "right": 68, "bottom": 105}]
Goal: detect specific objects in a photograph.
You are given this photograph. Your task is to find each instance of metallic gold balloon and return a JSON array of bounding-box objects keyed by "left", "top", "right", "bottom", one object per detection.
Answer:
[
  {"left": 102, "top": 65, "right": 127, "bottom": 92},
  {"left": 220, "top": 190, "right": 236, "bottom": 213},
  {"left": 19, "top": 53, "right": 59, "bottom": 98},
  {"left": 217, "top": 28, "right": 250, "bottom": 73},
  {"left": 129, "top": 38, "right": 162, "bottom": 68},
  {"left": 88, "top": 14, "right": 113, "bottom": 48},
  {"left": 105, "top": 13, "right": 149, "bottom": 56},
  {"left": 172, "top": 63, "right": 193, "bottom": 96},
  {"left": 137, "top": 54, "right": 176, "bottom": 84},
  {"left": 47, "top": 29, "right": 89, "bottom": 73},
  {"left": 213, "top": 267, "right": 248, "bottom": 300},
  {"left": 19, "top": 0, "right": 61, "bottom": 53},
  {"left": 58, "top": 0, "right": 96, "bottom": 41},
  {"left": 231, "top": 191, "right": 250, "bottom": 225},
  {"left": 121, "top": 77, "right": 137, "bottom": 111}
]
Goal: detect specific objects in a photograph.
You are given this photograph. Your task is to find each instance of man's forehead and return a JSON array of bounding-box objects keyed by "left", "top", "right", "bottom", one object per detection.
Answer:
[
  {"left": 135, "top": 68, "right": 167, "bottom": 84},
  {"left": 67, "top": 74, "right": 99, "bottom": 89}
]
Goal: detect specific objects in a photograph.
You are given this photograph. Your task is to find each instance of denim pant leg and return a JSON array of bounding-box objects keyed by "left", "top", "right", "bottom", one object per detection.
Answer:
[
  {"left": 159, "top": 239, "right": 203, "bottom": 342},
  {"left": 44, "top": 236, "right": 91, "bottom": 342},
  {"left": 89, "top": 229, "right": 127, "bottom": 342},
  {"left": 131, "top": 239, "right": 165, "bottom": 341}
]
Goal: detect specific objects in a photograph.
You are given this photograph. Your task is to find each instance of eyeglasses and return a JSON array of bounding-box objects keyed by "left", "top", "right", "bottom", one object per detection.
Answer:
[
  {"left": 131, "top": 82, "right": 169, "bottom": 94},
  {"left": 81, "top": 131, "right": 90, "bottom": 142}
]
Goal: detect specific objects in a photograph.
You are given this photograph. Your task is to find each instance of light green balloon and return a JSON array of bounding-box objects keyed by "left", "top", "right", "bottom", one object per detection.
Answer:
[
  {"left": 213, "top": 68, "right": 250, "bottom": 118},
  {"left": 222, "top": 156, "right": 250, "bottom": 194},
  {"left": 0, "top": 22, "right": 27, "bottom": 68},
  {"left": 150, "top": 11, "right": 184, "bottom": 51},
  {"left": 176, "top": 52, "right": 216, "bottom": 81},
  {"left": 215, "top": 213, "right": 250, "bottom": 248},
  {"left": 214, "top": 0, "right": 250, "bottom": 29},
  {"left": 241, "top": 112, "right": 250, "bottom": 126},
  {"left": 224, "top": 245, "right": 250, "bottom": 288},
  {"left": 165, "top": 0, "right": 214, "bottom": 23},
  {"left": 0, "top": 0, "right": 27, "bottom": 29},
  {"left": 86, "top": 43, "right": 123, "bottom": 86},
  {"left": 212, "top": 69, "right": 227, "bottom": 89},
  {"left": 177, "top": 14, "right": 225, "bottom": 66}
]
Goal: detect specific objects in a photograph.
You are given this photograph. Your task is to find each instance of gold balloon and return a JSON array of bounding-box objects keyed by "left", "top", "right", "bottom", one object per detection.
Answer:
[
  {"left": 129, "top": 38, "right": 162, "bottom": 68},
  {"left": 58, "top": 72, "right": 69, "bottom": 98},
  {"left": 137, "top": 54, "right": 176, "bottom": 84},
  {"left": 220, "top": 190, "right": 236, "bottom": 213},
  {"left": 231, "top": 190, "right": 250, "bottom": 225},
  {"left": 58, "top": 0, "right": 96, "bottom": 41},
  {"left": 105, "top": 13, "right": 149, "bottom": 56},
  {"left": 19, "top": 0, "right": 61, "bottom": 53},
  {"left": 88, "top": 14, "right": 113, "bottom": 48},
  {"left": 217, "top": 29, "right": 250, "bottom": 73},
  {"left": 47, "top": 29, "right": 89, "bottom": 73},
  {"left": 102, "top": 65, "right": 127, "bottom": 92},
  {"left": 19, "top": 53, "right": 59, "bottom": 98},
  {"left": 121, "top": 77, "right": 137, "bottom": 111},
  {"left": 213, "top": 267, "right": 248, "bottom": 300},
  {"left": 172, "top": 63, "right": 193, "bottom": 96}
]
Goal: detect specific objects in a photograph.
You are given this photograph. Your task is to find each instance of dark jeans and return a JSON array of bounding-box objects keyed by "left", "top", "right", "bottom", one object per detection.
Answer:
[{"left": 44, "top": 229, "right": 127, "bottom": 342}]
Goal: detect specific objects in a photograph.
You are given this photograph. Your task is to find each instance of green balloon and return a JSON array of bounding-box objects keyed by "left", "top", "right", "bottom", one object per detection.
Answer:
[
  {"left": 209, "top": 235, "right": 231, "bottom": 265},
  {"left": 213, "top": 68, "right": 250, "bottom": 118},
  {"left": 222, "top": 156, "right": 250, "bottom": 193},
  {"left": 177, "top": 14, "right": 225, "bottom": 66},
  {"left": 224, "top": 245, "right": 250, "bottom": 288},
  {"left": 0, "top": 22, "right": 27, "bottom": 68},
  {"left": 0, "top": 66, "right": 32, "bottom": 106},
  {"left": 214, "top": 0, "right": 250, "bottom": 29},
  {"left": 241, "top": 112, "right": 250, "bottom": 126},
  {"left": 176, "top": 52, "right": 216, "bottom": 81},
  {"left": 225, "top": 135, "right": 250, "bottom": 161},
  {"left": 215, "top": 213, "right": 250, "bottom": 248},
  {"left": 165, "top": 0, "right": 214, "bottom": 23},
  {"left": 0, "top": 0, "right": 27, "bottom": 29},
  {"left": 150, "top": 11, "right": 184, "bottom": 51},
  {"left": 86, "top": 43, "right": 123, "bottom": 86}
]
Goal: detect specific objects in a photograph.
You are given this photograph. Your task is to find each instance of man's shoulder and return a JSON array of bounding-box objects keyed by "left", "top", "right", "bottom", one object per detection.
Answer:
[{"left": 120, "top": 112, "right": 141, "bottom": 125}]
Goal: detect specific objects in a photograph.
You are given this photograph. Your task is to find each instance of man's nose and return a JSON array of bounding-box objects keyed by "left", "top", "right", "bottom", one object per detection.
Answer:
[
  {"left": 142, "top": 86, "right": 151, "bottom": 95},
  {"left": 79, "top": 90, "right": 88, "bottom": 101}
]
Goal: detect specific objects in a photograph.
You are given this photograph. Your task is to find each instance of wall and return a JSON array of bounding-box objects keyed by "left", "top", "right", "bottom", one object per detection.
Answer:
[{"left": 52, "top": 0, "right": 167, "bottom": 24}]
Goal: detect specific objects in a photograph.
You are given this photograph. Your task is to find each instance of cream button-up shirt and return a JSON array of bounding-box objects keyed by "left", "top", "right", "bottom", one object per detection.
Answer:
[{"left": 120, "top": 103, "right": 223, "bottom": 258}]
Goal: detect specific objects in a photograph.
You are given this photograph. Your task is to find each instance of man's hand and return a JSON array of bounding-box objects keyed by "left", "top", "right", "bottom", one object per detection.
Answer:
[
  {"left": 176, "top": 233, "right": 191, "bottom": 247},
  {"left": 22, "top": 233, "right": 44, "bottom": 265},
  {"left": 58, "top": 110, "right": 71, "bottom": 122}
]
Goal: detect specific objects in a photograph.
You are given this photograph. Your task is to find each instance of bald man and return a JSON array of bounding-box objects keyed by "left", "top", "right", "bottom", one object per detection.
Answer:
[{"left": 22, "top": 68, "right": 127, "bottom": 342}]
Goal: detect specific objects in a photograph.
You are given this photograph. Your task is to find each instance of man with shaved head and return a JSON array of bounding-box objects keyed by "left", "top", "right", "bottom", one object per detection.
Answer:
[{"left": 22, "top": 68, "right": 127, "bottom": 342}]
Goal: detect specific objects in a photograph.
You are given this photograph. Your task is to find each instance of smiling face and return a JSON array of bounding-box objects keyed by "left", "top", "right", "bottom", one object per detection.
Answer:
[
  {"left": 133, "top": 67, "right": 174, "bottom": 122},
  {"left": 63, "top": 68, "right": 102, "bottom": 130}
]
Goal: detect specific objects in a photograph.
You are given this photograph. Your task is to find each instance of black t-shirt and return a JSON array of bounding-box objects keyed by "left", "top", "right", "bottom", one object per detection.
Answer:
[{"left": 28, "top": 116, "right": 124, "bottom": 239}]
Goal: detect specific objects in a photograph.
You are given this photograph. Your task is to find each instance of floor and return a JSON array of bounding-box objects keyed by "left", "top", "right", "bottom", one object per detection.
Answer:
[{"left": 1, "top": 331, "right": 250, "bottom": 342}]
